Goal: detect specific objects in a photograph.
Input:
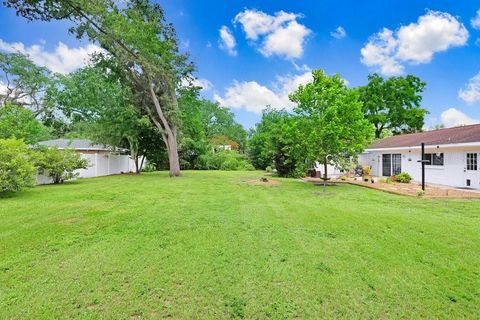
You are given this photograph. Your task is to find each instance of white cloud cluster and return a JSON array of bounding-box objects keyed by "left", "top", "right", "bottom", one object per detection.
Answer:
[
  {"left": 459, "top": 72, "right": 480, "bottom": 104},
  {"left": 193, "top": 78, "right": 213, "bottom": 91},
  {"left": 214, "top": 71, "right": 313, "bottom": 114},
  {"left": 219, "top": 26, "right": 237, "bottom": 56},
  {"left": 234, "top": 9, "right": 311, "bottom": 59},
  {"left": 440, "top": 108, "right": 479, "bottom": 127},
  {"left": 330, "top": 26, "right": 346, "bottom": 39},
  {"left": 361, "top": 11, "right": 469, "bottom": 75},
  {"left": 472, "top": 9, "right": 480, "bottom": 29},
  {"left": 0, "top": 39, "right": 103, "bottom": 74}
]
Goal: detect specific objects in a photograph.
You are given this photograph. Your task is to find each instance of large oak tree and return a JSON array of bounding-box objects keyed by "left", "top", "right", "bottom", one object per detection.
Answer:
[{"left": 5, "top": 0, "right": 193, "bottom": 176}]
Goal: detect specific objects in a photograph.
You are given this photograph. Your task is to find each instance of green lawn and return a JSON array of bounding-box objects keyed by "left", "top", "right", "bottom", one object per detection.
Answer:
[{"left": 1, "top": 171, "right": 479, "bottom": 319}]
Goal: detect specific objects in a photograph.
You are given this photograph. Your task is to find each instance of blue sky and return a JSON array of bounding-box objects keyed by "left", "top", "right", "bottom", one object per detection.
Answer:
[{"left": 1, "top": 1, "right": 480, "bottom": 129}]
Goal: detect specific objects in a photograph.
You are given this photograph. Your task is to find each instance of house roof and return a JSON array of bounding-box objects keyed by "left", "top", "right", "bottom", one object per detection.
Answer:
[
  {"left": 37, "top": 139, "right": 113, "bottom": 151},
  {"left": 367, "top": 124, "right": 480, "bottom": 150}
]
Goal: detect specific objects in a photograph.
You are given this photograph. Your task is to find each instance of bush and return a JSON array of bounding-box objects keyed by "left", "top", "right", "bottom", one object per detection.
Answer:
[
  {"left": 0, "top": 138, "right": 36, "bottom": 193},
  {"left": 362, "top": 165, "right": 371, "bottom": 176},
  {"left": 395, "top": 172, "right": 412, "bottom": 183},
  {"left": 265, "top": 166, "right": 273, "bottom": 173},
  {"left": 196, "top": 150, "right": 254, "bottom": 171},
  {"left": 35, "top": 147, "right": 89, "bottom": 184}
]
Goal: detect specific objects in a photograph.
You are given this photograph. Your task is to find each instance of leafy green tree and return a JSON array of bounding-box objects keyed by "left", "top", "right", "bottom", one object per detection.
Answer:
[
  {"left": 0, "top": 138, "right": 36, "bottom": 192},
  {"left": 35, "top": 147, "right": 89, "bottom": 184},
  {"left": 290, "top": 70, "right": 374, "bottom": 179},
  {"left": 0, "top": 103, "right": 50, "bottom": 143},
  {"left": 358, "top": 73, "right": 428, "bottom": 138},
  {"left": 248, "top": 109, "right": 305, "bottom": 177},
  {"left": 177, "top": 88, "right": 247, "bottom": 169},
  {"left": 49, "top": 64, "right": 157, "bottom": 173},
  {"left": 0, "top": 52, "right": 53, "bottom": 115},
  {"left": 5, "top": 0, "right": 194, "bottom": 176}
]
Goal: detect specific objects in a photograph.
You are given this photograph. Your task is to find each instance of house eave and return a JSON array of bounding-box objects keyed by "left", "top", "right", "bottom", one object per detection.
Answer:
[{"left": 364, "top": 141, "right": 480, "bottom": 152}]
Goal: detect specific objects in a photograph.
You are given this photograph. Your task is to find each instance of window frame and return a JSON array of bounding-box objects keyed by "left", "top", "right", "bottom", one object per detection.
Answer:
[{"left": 466, "top": 153, "right": 477, "bottom": 171}]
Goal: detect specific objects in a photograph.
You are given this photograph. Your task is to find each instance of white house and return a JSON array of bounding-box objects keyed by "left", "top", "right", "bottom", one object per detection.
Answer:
[
  {"left": 358, "top": 124, "right": 480, "bottom": 189},
  {"left": 36, "top": 139, "right": 137, "bottom": 184}
]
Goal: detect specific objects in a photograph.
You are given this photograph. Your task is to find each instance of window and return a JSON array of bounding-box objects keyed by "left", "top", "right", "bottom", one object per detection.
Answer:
[
  {"left": 467, "top": 153, "right": 477, "bottom": 171},
  {"left": 423, "top": 153, "right": 444, "bottom": 166},
  {"left": 382, "top": 154, "right": 402, "bottom": 176},
  {"left": 392, "top": 154, "right": 402, "bottom": 175}
]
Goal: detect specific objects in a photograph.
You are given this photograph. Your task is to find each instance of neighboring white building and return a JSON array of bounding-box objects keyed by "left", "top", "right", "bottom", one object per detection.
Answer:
[
  {"left": 358, "top": 124, "right": 480, "bottom": 189},
  {"left": 36, "top": 139, "right": 137, "bottom": 184}
]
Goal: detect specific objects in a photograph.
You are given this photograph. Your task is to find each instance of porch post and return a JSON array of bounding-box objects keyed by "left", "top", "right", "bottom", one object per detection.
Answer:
[{"left": 421, "top": 143, "right": 425, "bottom": 191}]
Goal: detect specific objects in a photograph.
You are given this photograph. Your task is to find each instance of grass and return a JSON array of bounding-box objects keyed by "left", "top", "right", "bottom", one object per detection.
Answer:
[{"left": 1, "top": 171, "right": 480, "bottom": 319}]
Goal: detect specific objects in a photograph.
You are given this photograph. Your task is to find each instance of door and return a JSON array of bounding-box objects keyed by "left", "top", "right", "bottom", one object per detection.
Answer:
[
  {"left": 392, "top": 154, "right": 402, "bottom": 175},
  {"left": 465, "top": 153, "right": 479, "bottom": 187},
  {"left": 382, "top": 154, "right": 391, "bottom": 176}
]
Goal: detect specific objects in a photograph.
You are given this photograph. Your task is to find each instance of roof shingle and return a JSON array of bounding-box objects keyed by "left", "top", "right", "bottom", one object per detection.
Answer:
[{"left": 368, "top": 124, "right": 480, "bottom": 149}]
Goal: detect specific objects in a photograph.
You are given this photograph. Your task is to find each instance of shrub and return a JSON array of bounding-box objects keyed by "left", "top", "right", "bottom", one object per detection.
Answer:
[
  {"left": 417, "top": 190, "right": 425, "bottom": 197},
  {"left": 362, "top": 165, "right": 371, "bottom": 176},
  {"left": 0, "top": 138, "right": 36, "bottom": 193},
  {"left": 339, "top": 175, "right": 347, "bottom": 181},
  {"left": 35, "top": 147, "right": 89, "bottom": 184},
  {"left": 265, "top": 166, "right": 273, "bottom": 173},
  {"left": 395, "top": 172, "right": 412, "bottom": 183},
  {"left": 196, "top": 150, "right": 254, "bottom": 171}
]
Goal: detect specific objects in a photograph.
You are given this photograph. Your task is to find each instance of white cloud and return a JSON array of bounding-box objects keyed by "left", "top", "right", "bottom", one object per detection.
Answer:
[
  {"left": 440, "top": 108, "right": 479, "bottom": 127},
  {"left": 361, "top": 11, "right": 469, "bottom": 75},
  {"left": 459, "top": 72, "right": 480, "bottom": 104},
  {"left": 193, "top": 78, "right": 213, "bottom": 91},
  {"left": 331, "top": 26, "right": 347, "bottom": 39},
  {"left": 180, "top": 77, "right": 213, "bottom": 91},
  {"left": 0, "top": 39, "right": 103, "bottom": 74},
  {"left": 234, "top": 9, "right": 311, "bottom": 59},
  {"left": 214, "top": 71, "right": 313, "bottom": 114},
  {"left": 471, "top": 9, "right": 480, "bottom": 29},
  {"left": 219, "top": 26, "right": 237, "bottom": 56}
]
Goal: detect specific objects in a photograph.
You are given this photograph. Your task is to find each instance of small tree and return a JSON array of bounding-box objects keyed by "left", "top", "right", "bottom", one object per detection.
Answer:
[
  {"left": 290, "top": 70, "right": 374, "bottom": 179},
  {"left": 0, "top": 138, "right": 36, "bottom": 192},
  {"left": 35, "top": 147, "right": 89, "bottom": 184}
]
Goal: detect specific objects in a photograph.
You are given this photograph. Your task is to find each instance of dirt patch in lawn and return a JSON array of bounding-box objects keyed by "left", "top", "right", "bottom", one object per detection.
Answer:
[
  {"left": 58, "top": 217, "right": 83, "bottom": 225},
  {"left": 247, "top": 178, "right": 281, "bottom": 186}
]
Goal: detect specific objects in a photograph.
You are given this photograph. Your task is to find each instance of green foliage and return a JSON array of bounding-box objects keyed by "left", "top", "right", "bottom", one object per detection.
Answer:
[
  {"left": 35, "top": 147, "right": 89, "bottom": 184},
  {"left": 0, "top": 103, "right": 50, "bottom": 143},
  {"left": 417, "top": 190, "right": 426, "bottom": 197},
  {"left": 395, "top": 172, "right": 412, "bottom": 183},
  {"left": 177, "top": 88, "right": 248, "bottom": 169},
  {"left": 49, "top": 62, "right": 163, "bottom": 173},
  {"left": 290, "top": 70, "right": 374, "bottom": 179},
  {"left": 358, "top": 73, "right": 428, "bottom": 138},
  {"left": 197, "top": 150, "right": 253, "bottom": 171},
  {"left": 0, "top": 52, "right": 53, "bottom": 115},
  {"left": 265, "top": 166, "right": 273, "bottom": 173},
  {"left": 0, "top": 138, "right": 36, "bottom": 192},
  {"left": 248, "top": 109, "right": 305, "bottom": 177}
]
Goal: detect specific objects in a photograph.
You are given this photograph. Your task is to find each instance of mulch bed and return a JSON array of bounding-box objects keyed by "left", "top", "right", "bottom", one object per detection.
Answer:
[{"left": 303, "top": 177, "right": 480, "bottom": 199}]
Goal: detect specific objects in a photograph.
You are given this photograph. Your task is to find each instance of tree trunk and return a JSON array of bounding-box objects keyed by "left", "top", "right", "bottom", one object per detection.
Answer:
[
  {"left": 148, "top": 82, "right": 181, "bottom": 177},
  {"left": 134, "top": 155, "right": 139, "bottom": 174},
  {"left": 323, "top": 158, "right": 328, "bottom": 180},
  {"left": 166, "top": 132, "right": 181, "bottom": 177}
]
